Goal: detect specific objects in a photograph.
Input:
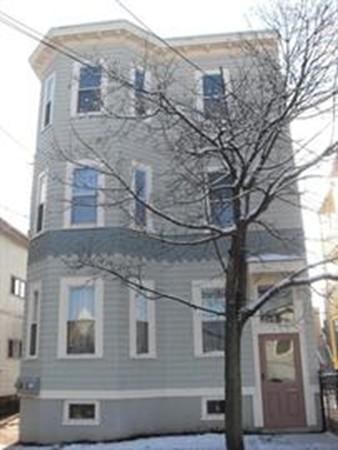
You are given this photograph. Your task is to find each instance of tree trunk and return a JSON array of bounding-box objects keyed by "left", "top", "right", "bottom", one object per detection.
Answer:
[
  {"left": 224, "top": 227, "right": 247, "bottom": 450},
  {"left": 225, "top": 312, "right": 244, "bottom": 450}
]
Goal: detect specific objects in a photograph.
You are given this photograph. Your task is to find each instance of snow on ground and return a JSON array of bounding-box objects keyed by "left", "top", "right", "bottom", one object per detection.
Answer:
[{"left": 1, "top": 433, "right": 338, "bottom": 450}]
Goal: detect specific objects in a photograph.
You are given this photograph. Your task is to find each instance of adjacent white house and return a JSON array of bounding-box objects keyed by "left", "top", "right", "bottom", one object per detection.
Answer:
[{"left": 0, "top": 218, "right": 28, "bottom": 415}]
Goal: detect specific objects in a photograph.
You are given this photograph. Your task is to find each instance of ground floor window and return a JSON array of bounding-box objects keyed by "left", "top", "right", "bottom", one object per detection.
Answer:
[{"left": 63, "top": 400, "right": 100, "bottom": 425}]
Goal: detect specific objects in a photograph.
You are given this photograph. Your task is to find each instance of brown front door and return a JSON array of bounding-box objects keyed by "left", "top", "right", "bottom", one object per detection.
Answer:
[{"left": 259, "top": 333, "right": 306, "bottom": 429}]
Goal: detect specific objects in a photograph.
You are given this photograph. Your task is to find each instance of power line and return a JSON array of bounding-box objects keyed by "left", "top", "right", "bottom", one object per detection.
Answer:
[{"left": 115, "top": 0, "right": 207, "bottom": 75}]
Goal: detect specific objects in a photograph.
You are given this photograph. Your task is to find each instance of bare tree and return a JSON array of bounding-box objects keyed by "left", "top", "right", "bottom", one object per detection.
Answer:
[{"left": 41, "top": 1, "right": 338, "bottom": 449}]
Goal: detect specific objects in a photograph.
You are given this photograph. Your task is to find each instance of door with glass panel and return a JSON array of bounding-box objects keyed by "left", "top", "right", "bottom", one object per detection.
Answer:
[{"left": 259, "top": 333, "right": 306, "bottom": 428}]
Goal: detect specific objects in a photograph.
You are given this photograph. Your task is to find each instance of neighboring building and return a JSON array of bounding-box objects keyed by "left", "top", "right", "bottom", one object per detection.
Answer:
[
  {"left": 19, "top": 20, "right": 321, "bottom": 443},
  {"left": 0, "top": 218, "right": 28, "bottom": 415},
  {"left": 319, "top": 155, "right": 338, "bottom": 369}
]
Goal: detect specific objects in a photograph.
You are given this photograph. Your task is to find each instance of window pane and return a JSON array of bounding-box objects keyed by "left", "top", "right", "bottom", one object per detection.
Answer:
[
  {"left": 79, "top": 66, "right": 102, "bottom": 89},
  {"left": 68, "top": 286, "right": 95, "bottom": 321},
  {"left": 265, "top": 338, "right": 296, "bottom": 382},
  {"left": 69, "top": 403, "right": 95, "bottom": 420},
  {"left": 203, "top": 73, "right": 223, "bottom": 115},
  {"left": 44, "top": 101, "right": 51, "bottom": 127},
  {"left": 208, "top": 172, "right": 233, "bottom": 226},
  {"left": 202, "top": 321, "right": 225, "bottom": 353},
  {"left": 134, "top": 169, "right": 147, "bottom": 226},
  {"left": 207, "top": 399, "right": 225, "bottom": 415},
  {"left": 67, "top": 286, "right": 95, "bottom": 354},
  {"left": 73, "top": 168, "right": 98, "bottom": 196},
  {"left": 136, "top": 321, "right": 149, "bottom": 354},
  {"left": 71, "top": 196, "right": 97, "bottom": 224},
  {"left": 201, "top": 287, "right": 225, "bottom": 320},
  {"left": 134, "top": 69, "right": 146, "bottom": 115},
  {"left": 203, "top": 74, "right": 223, "bottom": 97},
  {"left": 136, "top": 294, "right": 148, "bottom": 321},
  {"left": 29, "top": 323, "right": 37, "bottom": 356},
  {"left": 67, "top": 320, "right": 95, "bottom": 354},
  {"left": 36, "top": 203, "right": 44, "bottom": 232},
  {"left": 78, "top": 89, "right": 101, "bottom": 113}
]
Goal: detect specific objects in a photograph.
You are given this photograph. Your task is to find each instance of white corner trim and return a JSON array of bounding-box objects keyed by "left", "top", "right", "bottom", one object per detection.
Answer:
[
  {"left": 25, "top": 281, "right": 42, "bottom": 360},
  {"left": 129, "top": 280, "right": 156, "bottom": 359},
  {"left": 40, "top": 387, "right": 255, "bottom": 400},
  {"left": 62, "top": 400, "right": 100, "bottom": 426},
  {"left": 63, "top": 159, "right": 105, "bottom": 229},
  {"left": 57, "top": 277, "right": 104, "bottom": 359}
]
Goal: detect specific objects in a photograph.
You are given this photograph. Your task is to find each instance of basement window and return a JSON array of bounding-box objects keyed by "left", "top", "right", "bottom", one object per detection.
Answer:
[
  {"left": 202, "top": 397, "right": 225, "bottom": 420},
  {"left": 63, "top": 401, "right": 100, "bottom": 425}
]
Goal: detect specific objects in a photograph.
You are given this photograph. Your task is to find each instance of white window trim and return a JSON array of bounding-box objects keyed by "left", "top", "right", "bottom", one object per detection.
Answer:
[
  {"left": 63, "top": 159, "right": 105, "bottom": 229},
  {"left": 201, "top": 396, "right": 225, "bottom": 421},
  {"left": 129, "top": 66, "right": 152, "bottom": 117},
  {"left": 129, "top": 280, "right": 156, "bottom": 359},
  {"left": 71, "top": 61, "right": 108, "bottom": 118},
  {"left": 57, "top": 277, "right": 104, "bottom": 359},
  {"left": 63, "top": 400, "right": 100, "bottom": 426},
  {"left": 34, "top": 169, "right": 48, "bottom": 236},
  {"left": 41, "top": 72, "right": 55, "bottom": 130},
  {"left": 192, "top": 279, "right": 225, "bottom": 358},
  {"left": 130, "top": 161, "right": 153, "bottom": 232},
  {"left": 25, "top": 281, "right": 41, "bottom": 360},
  {"left": 196, "top": 68, "right": 231, "bottom": 114}
]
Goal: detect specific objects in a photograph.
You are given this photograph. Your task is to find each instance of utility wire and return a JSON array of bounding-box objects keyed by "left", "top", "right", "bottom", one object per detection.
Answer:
[{"left": 115, "top": 0, "right": 207, "bottom": 75}]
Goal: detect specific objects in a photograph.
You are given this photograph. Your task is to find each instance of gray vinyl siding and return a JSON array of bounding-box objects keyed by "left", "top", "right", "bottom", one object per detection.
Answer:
[
  {"left": 23, "top": 256, "right": 255, "bottom": 391},
  {"left": 30, "top": 44, "right": 304, "bottom": 235}
]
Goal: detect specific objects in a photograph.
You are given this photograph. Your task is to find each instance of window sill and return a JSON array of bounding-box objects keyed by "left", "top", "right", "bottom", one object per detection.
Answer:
[
  {"left": 194, "top": 352, "right": 224, "bottom": 358},
  {"left": 63, "top": 222, "right": 104, "bottom": 230},
  {"left": 62, "top": 419, "right": 100, "bottom": 426},
  {"left": 57, "top": 354, "right": 103, "bottom": 360},
  {"left": 71, "top": 111, "right": 104, "bottom": 119},
  {"left": 130, "top": 353, "right": 157, "bottom": 360},
  {"left": 201, "top": 414, "right": 224, "bottom": 421}
]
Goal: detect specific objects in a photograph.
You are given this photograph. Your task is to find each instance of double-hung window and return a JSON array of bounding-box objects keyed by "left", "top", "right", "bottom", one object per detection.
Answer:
[
  {"left": 41, "top": 73, "right": 55, "bottom": 129},
  {"left": 27, "top": 284, "right": 40, "bottom": 358},
  {"left": 75, "top": 64, "right": 102, "bottom": 114},
  {"left": 132, "top": 68, "right": 150, "bottom": 117},
  {"left": 36, "top": 171, "right": 47, "bottom": 233},
  {"left": 193, "top": 283, "right": 225, "bottom": 356},
  {"left": 207, "top": 171, "right": 233, "bottom": 227},
  {"left": 130, "top": 282, "right": 156, "bottom": 358},
  {"left": 58, "top": 278, "right": 103, "bottom": 358},
  {"left": 134, "top": 68, "right": 146, "bottom": 116},
  {"left": 202, "top": 72, "right": 224, "bottom": 115},
  {"left": 132, "top": 163, "right": 151, "bottom": 228},
  {"left": 71, "top": 167, "right": 99, "bottom": 225}
]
